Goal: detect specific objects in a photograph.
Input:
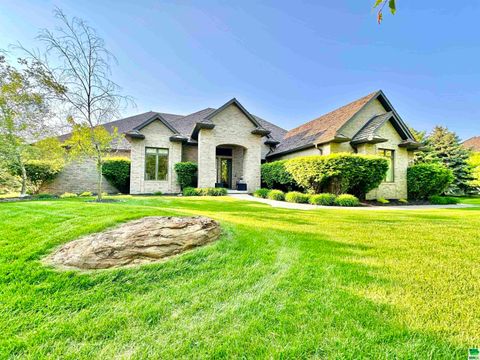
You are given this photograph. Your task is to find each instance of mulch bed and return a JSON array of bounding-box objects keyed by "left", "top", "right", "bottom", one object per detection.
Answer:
[{"left": 363, "top": 199, "right": 431, "bottom": 206}]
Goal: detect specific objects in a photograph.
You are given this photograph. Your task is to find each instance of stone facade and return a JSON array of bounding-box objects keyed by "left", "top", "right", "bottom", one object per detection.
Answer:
[
  {"left": 45, "top": 95, "right": 414, "bottom": 198},
  {"left": 129, "top": 121, "right": 182, "bottom": 194},
  {"left": 182, "top": 144, "right": 198, "bottom": 163},
  {"left": 273, "top": 99, "right": 413, "bottom": 199},
  {"left": 197, "top": 104, "right": 263, "bottom": 192},
  {"left": 40, "top": 157, "right": 121, "bottom": 195}
]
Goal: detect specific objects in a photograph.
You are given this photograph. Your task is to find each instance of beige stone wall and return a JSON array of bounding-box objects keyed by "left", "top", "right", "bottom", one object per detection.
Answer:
[
  {"left": 338, "top": 99, "right": 386, "bottom": 138},
  {"left": 273, "top": 146, "right": 321, "bottom": 160},
  {"left": 365, "top": 121, "right": 409, "bottom": 200},
  {"left": 197, "top": 104, "right": 263, "bottom": 192},
  {"left": 40, "top": 158, "right": 119, "bottom": 194},
  {"left": 182, "top": 144, "right": 198, "bottom": 163},
  {"left": 129, "top": 121, "right": 182, "bottom": 194}
]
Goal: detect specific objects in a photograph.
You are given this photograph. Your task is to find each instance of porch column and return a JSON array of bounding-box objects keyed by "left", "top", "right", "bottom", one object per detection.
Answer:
[
  {"left": 243, "top": 143, "right": 261, "bottom": 192},
  {"left": 197, "top": 130, "right": 216, "bottom": 188}
]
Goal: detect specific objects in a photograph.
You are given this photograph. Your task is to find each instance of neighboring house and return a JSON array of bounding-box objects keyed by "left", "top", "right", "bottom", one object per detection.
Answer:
[
  {"left": 463, "top": 136, "right": 480, "bottom": 152},
  {"left": 45, "top": 90, "right": 420, "bottom": 199}
]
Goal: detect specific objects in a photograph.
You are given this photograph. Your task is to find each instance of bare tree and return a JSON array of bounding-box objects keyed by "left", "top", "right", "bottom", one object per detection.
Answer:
[{"left": 19, "top": 8, "right": 133, "bottom": 201}]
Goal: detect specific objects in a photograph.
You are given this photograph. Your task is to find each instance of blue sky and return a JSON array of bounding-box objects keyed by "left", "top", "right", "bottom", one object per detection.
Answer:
[{"left": 1, "top": 1, "right": 479, "bottom": 139}]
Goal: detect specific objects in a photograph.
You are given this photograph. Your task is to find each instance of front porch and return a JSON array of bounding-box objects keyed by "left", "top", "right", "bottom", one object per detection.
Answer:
[{"left": 213, "top": 145, "right": 248, "bottom": 190}]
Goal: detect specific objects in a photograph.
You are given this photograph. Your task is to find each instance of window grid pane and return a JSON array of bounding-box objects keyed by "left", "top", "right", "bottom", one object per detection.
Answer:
[
  {"left": 145, "top": 147, "right": 169, "bottom": 181},
  {"left": 378, "top": 148, "right": 394, "bottom": 182}
]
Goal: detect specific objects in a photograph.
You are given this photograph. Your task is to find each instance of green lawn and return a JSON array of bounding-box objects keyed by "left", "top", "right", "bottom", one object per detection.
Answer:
[{"left": 1, "top": 196, "right": 479, "bottom": 359}]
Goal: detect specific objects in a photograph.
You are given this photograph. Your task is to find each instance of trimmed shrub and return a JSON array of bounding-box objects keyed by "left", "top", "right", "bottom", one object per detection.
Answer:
[
  {"left": 34, "top": 193, "right": 57, "bottom": 200},
  {"left": 210, "top": 187, "right": 228, "bottom": 196},
  {"left": 153, "top": 191, "right": 163, "bottom": 196},
  {"left": 60, "top": 192, "right": 77, "bottom": 198},
  {"left": 183, "top": 187, "right": 198, "bottom": 196},
  {"left": 334, "top": 194, "right": 360, "bottom": 207},
  {"left": 102, "top": 157, "right": 131, "bottom": 194},
  {"left": 285, "top": 191, "right": 310, "bottom": 203},
  {"left": 183, "top": 187, "right": 227, "bottom": 196},
  {"left": 253, "top": 188, "right": 270, "bottom": 198},
  {"left": 429, "top": 195, "right": 460, "bottom": 205},
  {"left": 407, "top": 163, "right": 454, "bottom": 200},
  {"left": 261, "top": 161, "right": 297, "bottom": 191},
  {"left": 399, "top": 198, "right": 408, "bottom": 204},
  {"left": 309, "top": 193, "right": 336, "bottom": 206},
  {"left": 79, "top": 191, "right": 93, "bottom": 197},
  {"left": 285, "top": 153, "right": 388, "bottom": 198},
  {"left": 267, "top": 189, "right": 285, "bottom": 201},
  {"left": 377, "top": 197, "right": 390, "bottom": 204},
  {"left": 174, "top": 162, "right": 198, "bottom": 189}
]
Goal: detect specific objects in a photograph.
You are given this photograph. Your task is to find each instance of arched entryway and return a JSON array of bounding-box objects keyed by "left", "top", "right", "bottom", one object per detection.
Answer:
[{"left": 215, "top": 144, "right": 246, "bottom": 190}]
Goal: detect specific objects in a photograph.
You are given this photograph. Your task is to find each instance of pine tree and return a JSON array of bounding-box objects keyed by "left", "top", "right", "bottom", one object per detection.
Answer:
[{"left": 415, "top": 126, "right": 472, "bottom": 194}]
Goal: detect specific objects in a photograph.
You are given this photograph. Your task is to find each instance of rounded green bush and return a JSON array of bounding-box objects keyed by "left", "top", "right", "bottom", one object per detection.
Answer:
[
  {"left": 253, "top": 188, "right": 270, "bottom": 198},
  {"left": 267, "top": 189, "right": 285, "bottom": 201},
  {"left": 407, "top": 163, "right": 454, "bottom": 200},
  {"left": 102, "top": 157, "right": 131, "bottom": 194},
  {"left": 182, "top": 187, "right": 199, "bottom": 196},
  {"left": 60, "top": 192, "right": 78, "bottom": 198},
  {"left": 334, "top": 194, "right": 360, "bottom": 207},
  {"left": 309, "top": 193, "right": 336, "bottom": 206},
  {"left": 285, "top": 191, "right": 310, "bottom": 203},
  {"left": 174, "top": 162, "right": 198, "bottom": 189},
  {"left": 79, "top": 191, "right": 93, "bottom": 197},
  {"left": 261, "top": 160, "right": 297, "bottom": 191},
  {"left": 210, "top": 187, "right": 227, "bottom": 196},
  {"left": 429, "top": 195, "right": 460, "bottom": 205}
]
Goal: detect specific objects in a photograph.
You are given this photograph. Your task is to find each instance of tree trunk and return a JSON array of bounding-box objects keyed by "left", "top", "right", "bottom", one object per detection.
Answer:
[
  {"left": 97, "top": 156, "right": 103, "bottom": 202},
  {"left": 20, "top": 163, "right": 27, "bottom": 197}
]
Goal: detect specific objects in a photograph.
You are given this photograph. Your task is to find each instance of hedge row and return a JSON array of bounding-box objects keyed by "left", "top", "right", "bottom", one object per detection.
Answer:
[
  {"left": 253, "top": 188, "right": 360, "bottom": 207},
  {"left": 262, "top": 153, "right": 388, "bottom": 199}
]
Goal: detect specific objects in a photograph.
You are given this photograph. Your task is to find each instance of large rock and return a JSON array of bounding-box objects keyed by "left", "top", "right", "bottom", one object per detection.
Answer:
[{"left": 45, "top": 216, "right": 221, "bottom": 270}]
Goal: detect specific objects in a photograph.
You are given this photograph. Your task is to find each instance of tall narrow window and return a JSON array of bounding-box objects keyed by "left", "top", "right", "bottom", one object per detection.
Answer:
[
  {"left": 377, "top": 149, "right": 394, "bottom": 182},
  {"left": 145, "top": 147, "right": 169, "bottom": 180}
]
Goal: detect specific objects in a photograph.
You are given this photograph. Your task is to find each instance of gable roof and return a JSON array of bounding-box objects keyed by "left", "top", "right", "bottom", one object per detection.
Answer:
[
  {"left": 267, "top": 90, "right": 417, "bottom": 157},
  {"left": 56, "top": 101, "right": 283, "bottom": 150},
  {"left": 55, "top": 90, "right": 416, "bottom": 155},
  {"left": 191, "top": 98, "right": 270, "bottom": 139},
  {"left": 351, "top": 112, "right": 393, "bottom": 144},
  {"left": 463, "top": 136, "right": 480, "bottom": 152}
]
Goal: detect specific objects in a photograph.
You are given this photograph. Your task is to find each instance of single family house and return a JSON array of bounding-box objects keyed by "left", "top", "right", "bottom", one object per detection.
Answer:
[{"left": 43, "top": 90, "right": 420, "bottom": 199}]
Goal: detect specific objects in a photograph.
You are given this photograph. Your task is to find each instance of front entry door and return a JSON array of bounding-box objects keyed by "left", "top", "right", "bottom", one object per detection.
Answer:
[{"left": 216, "top": 157, "right": 232, "bottom": 189}]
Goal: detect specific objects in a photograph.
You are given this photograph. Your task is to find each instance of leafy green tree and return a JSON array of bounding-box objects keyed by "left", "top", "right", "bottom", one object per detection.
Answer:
[
  {"left": 409, "top": 127, "right": 427, "bottom": 144},
  {"left": 467, "top": 152, "right": 480, "bottom": 192},
  {"left": 65, "top": 123, "right": 123, "bottom": 197},
  {"left": 415, "top": 126, "right": 472, "bottom": 194},
  {"left": 0, "top": 55, "right": 61, "bottom": 196},
  {"left": 20, "top": 9, "right": 132, "bottom": 201}
]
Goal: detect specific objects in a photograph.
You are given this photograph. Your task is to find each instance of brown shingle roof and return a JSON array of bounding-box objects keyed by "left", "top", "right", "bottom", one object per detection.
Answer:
[
  {"left": 268, "top": 91, "right": 379, "bottom": 156},
  {"left": 463, "top": 136, "right": 480, "bottom": 152}
]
